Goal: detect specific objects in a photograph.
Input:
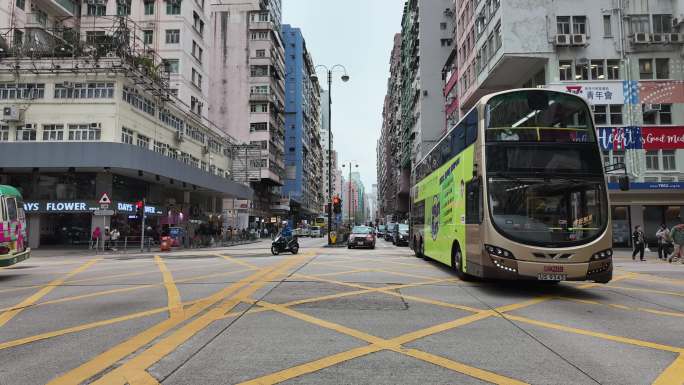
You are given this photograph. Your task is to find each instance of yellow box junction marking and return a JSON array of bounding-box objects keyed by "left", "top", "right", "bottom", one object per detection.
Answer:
[
  {"left": 653, "top": 353, "right": 684, "bottom": 385},
  {"left": 0, "top": 258, "right": 99, "bottom": 328},
  {"left": 46, "top": 257, "right": 295, "bottom": 385},
  {"left": 90, "top": 255, "right": 311, "bottom": 385},
  {"left": 154, "top": 255, "right": 183, "bottom": 319}
]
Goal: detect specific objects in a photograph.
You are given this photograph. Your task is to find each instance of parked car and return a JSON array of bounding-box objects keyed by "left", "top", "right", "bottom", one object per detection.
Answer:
[
  {"left": 392, "top": 223, "right": 410, "bottom": 246},
  {"left": 348, "top": 226, "right": 376, "bottom": 249},
  {"left": 376, "top": 225, "right": 386, "bottom": 238},
  {"left": 384, "top": 223, "right": 396, "bottom": 241},
  {"left": 310, "top": 226, "right": 322, "bottom": 237}
]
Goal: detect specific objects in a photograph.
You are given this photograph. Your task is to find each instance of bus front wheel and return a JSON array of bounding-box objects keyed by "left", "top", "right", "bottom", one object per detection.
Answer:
[{"left": 452, "top": 246, "right": 470, "bottom": 281}]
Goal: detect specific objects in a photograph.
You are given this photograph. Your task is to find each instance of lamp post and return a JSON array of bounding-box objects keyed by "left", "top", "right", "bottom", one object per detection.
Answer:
[
  {"left": 342, "top": 162, "right": 358, "bottom": 227},
  {"left": 311, "top": 64, "right": 350, "bottom": 245}
]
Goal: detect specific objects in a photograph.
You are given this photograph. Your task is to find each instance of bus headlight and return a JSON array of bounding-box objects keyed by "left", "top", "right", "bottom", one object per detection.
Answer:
[
  {"left": 590, "top": 249, "right": 613, "bottom": 261},
  {"left": 485, "top": 245, "right": 515, "bottom": 260}
]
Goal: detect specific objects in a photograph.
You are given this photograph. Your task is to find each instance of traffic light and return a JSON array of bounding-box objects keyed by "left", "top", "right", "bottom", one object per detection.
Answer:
[
  {"left": 333, "top": 196, "right": 342, "bottom": 214},
  {"left": 135, "top": 200, "right": 144, "bottom": 220}
]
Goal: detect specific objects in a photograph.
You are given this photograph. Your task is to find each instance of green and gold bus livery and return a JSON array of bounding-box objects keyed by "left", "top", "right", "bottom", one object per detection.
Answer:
[{"left": 411, "top": 89, "right": 613, "bottom": 283}]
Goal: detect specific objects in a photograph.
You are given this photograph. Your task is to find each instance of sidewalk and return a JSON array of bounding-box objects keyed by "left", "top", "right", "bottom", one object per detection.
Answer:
[{"left": 29, "top": 239, "right": 267, "bottom": 259}]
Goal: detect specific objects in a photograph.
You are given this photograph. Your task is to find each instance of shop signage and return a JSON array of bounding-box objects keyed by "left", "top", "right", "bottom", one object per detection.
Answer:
[
  {"left": 94, "top": 210, "right": 115, "bottom": 216},
  {"left": 116, "top": 202, "right": 162, "bottom": 215},
  {"left": 608, "top": 182, "right": 683, "bottom": 190},
  {"left": 545, "top": 82, "right": 625, "bottom": 105},
  {"left": 23, "top": 201, "right": 98, "bottom": 213},
  {"left": 598, "top": 126, "right": 684, "bottom": 151}
]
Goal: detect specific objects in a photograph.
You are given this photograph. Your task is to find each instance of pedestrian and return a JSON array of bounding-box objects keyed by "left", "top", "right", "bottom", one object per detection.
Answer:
[
  {"left": 103, "top": 227, "right": 111, "bottom": 250},
  {"left": 656, "top": 223, "right": 672, "bottom": 260},
  {"left": 632, "top": 225, "right": 646, "bottom": 261},
  {"left": 668, "top": 218, "right": 684, "bottom": 264},
  {"left": 91, "top": 227, "right": 101, "bottom": 250},
  {"left": 110, "top": 228, "right": 120, "bottom": 251}
]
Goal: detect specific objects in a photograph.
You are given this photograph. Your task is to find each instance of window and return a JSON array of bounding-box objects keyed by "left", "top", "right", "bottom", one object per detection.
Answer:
[
  {"left": 593, "top": 105, "right": 607, "bottom": 125},
  {"left": 660, "top": 104, "right": 672, "bottom": 124},
  {"left": 250, "top": 122, "right": 268, "bottom": 131},
  {"left": 609, "top": 105, "right": 623, "bottom": 125},
  {"left": 250, "top": 103, "right": 268, "bottom": 113},
  {"left": 68, "top": 123, "right": 101, "bottom": 141},
  {"left": 557, "top": 16, "right": 570, "bottom": 34},
  {"left": 42, "top": 124, "right": 64, "bottom": 141},
  {"left": 201, "top": 161, "right": 207, "bottom": 172},
  {"left": 250, "top": 31, "right": 268, "bottom": 40},
  {"left": 16, "top": 124, "right": 36, "bottom": 141},
  {"left": 55, "top": 82, "right": 114, "bottom": 99},
  {"left": 494, "top": 22, "right": 502, "bottom": 50},
  {"left": 630, "top": 15, "right": 650, "bottom": 34},
  {"left": 190, "top": 96, "right": 203, "bottom": 115},
  {"left": 250, "top": 65, "right": 269, "bottom": 77},
  {"left": 613, "top": 150, "right": 625, "bottom": 165},
  {"left": 143, "top": 30, "right": 153, "bottom": 45},
  {"left": 655, "top": 58, "right": 669, "bottom": 79},
  {"left": 607, "top": 59, "right": 620, "bottom": 79},
  {"left": 154, "top": 141, "right": 168, "bottom": 155},
  {"left": 117, "top": 0, "right": 131, "bottom": 16},
  {"left": 85, "top": 31, "right": 106, "bottom": 45},
  {"left": 162, "top": 59, "right": 179, "bottom": 73},
  {"left": 192, "top": 68, "right": 202, "bottom": 89},
  {"left": 123, "top": 86, "right": 156, "bottom": 116},
  {"left": 166, "top": 0, "right": 181, "bottom": 15},
  {"left": 121, "top": 127, "right": 134, "bottom": 144},
  {"left": 137, "top": 134, "right": 150, "bottom": 149},
  {"left": 256, "top": 49, "right": 266, "bottom": 57},
  {"left": 15, "top": 0, "right": 25, "bottom": 10},
  {"left": 575, "top": 62, "right": 588, "bottom": 80},
  {"left": 193, "top": 12, "right": 204, "bottom": 35},
  {"left": 0, "top": 83, "right": 45, "bottom": 99},
  {"left": 165, "top": 29, "right": 180, "bottom": 44},
  {"left": 144, "top": 0, "right": 154, "bottom": 15},
  {"left": 646, "top": 150, "right": 660, "bottom": 170},
  {"left": 465, "top": 178, "right": 482, "bottom": 224},
  {"left": 572, "top": 16, "right": 587, "bottom": 34},
  {"left": 440, "top": 22, "right": 447, "bottom": 30},
  {"left": 0, "top": 125, "right": 8, "bottom": 141},
  {"left": 591, "top": 60, "right": 605, "bottom": 80},
  {"left": 87, "top": 4, "right": 106, "bottom": 16},
  {"left": 5, "top": 197, "right": 17, "bottom": 221},
  {"left": 192, "top": 41, "right": 202, "bottom": 62},
  {"left": 13, "top": 29, "right": 23, "bottom": 46},
  {"left": 559, "top": 60, "right": 572, "bottom": 81},
  {"left": 642, "top": 104, "right": 657, "bottom": 125},
  {"left": 603, "top": 15, "right": 612, "bottom": 36},
  {"left": 653, "top": 14, "right": 673, "bottom": 34},
  {"left": 644, "top": 177, "right": 659, "bottom": 183},
  {"left": 662, "top": 150, "right": 676, "bottom": 170},
  {"left": 639, "top": 59, "right": 653, "bottom": 79}
]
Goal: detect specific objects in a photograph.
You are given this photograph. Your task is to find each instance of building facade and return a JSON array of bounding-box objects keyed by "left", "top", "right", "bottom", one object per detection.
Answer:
[
  {"left": 448, "top": 0, "right": 684, "bottom": 247},
  {"left": 282, "top": 24, "right": 323, "bottom": 222},
  {"left": 208, "top": 0, "right": 286, "bottom": 224}
]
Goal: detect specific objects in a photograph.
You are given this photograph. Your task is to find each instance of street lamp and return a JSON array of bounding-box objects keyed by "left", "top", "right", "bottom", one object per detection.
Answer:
[
  {"left": 312, "top": 64, "right": 350, "bottom": 245},
  {"left": 342, "top": 162, "right": 358, "bottom": 227}
]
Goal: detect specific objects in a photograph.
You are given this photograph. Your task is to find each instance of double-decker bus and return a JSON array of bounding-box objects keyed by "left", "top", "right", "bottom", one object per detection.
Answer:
[
  {"left": 410, "top": 89, "right": 622, "bottom": 283},
  {"left": 0, "top": 185, "right": 30, "bottom": 267}
]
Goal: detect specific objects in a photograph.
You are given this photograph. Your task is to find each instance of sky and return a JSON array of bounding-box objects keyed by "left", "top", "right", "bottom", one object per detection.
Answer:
[{"left": 282, "top": 0, "right": 406, "bottom": 192}]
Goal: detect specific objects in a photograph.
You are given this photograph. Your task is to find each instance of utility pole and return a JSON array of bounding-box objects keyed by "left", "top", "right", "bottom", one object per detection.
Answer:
[{"left": 140, "top": 198, "right": 146, "bottom": 252}]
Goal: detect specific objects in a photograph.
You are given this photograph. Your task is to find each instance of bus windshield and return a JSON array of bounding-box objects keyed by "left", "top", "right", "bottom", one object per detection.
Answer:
[
  {"left": 488, "top": 177, "right": 607, "bottom": 246},
  {"left": 485, "top": 90, "right": 595, "bottom": 143}
]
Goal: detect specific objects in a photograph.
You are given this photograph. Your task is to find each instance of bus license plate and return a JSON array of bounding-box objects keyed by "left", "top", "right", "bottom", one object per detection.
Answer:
[{"left": 537, "top": 273, "right": 566, "bottom": 281}]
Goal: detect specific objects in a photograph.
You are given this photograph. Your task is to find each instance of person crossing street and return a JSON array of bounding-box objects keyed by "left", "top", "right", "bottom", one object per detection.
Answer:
[
  {"left": 668, "top": 218, "right": 684, "bottom": 264},
  {"left": 632, "top": 225, "right": 646, "bottom": 261}
]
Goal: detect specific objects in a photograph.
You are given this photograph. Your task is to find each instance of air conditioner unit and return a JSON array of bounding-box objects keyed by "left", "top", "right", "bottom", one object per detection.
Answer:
[
  {"left": 572, "top": 34, "right": 587, "bottom": 46},
  {"left": 2, "top": 106, "right": 21, "bottom": 122},
  {"left": 555, "top": 34, "right": 571, "bottom": 46},
  {"left": 175, "top": 131, "right": 185, "bottom": 142},
  {"left": 644, "top": 103, "right": 662, "bottom": 113},
  {"left": 633, "top": 32, "right": 650, "bottom": 43},
  {"left": 652, "top": 33, "right": 665, "bottom": 43},
  {"left": 668, "top": 33, "right": 682, "bottom": 43}
]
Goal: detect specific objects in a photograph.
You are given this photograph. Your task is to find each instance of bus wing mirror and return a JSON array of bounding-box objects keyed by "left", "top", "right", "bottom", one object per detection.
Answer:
[{"left": 619, "top": 176, "right": 630, "bottom": 191}]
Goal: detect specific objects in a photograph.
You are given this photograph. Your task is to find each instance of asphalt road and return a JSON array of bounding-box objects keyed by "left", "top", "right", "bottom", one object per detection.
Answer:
[{"left": 0, "top": 238, "right": 682, "bottom": 385}]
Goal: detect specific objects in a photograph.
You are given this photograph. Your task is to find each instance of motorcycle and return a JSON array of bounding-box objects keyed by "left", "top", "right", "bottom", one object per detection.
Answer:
[{"left": 271, "top": 234, "right": 299, "bottom": 255}]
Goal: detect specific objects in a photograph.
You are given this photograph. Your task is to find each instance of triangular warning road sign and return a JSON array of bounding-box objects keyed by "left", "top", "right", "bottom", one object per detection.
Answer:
[{"left": 99, "top": 193, "right": 112, "bottom": 205}]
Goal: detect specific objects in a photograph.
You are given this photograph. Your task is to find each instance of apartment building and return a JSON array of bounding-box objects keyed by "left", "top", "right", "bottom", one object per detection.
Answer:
[
  {"left": 0, "top": 0, "right": 251, "bottom": 248},
  {"left": 320, "top": 89, "right": 338, "bottom": 207},
  {"left": 451, "top": 0, "right": 684, "bottom": 247},
  {"left": 208, "top": 0, "right": 286, "bottom": 224},
  {"left": 282, "top": 24, "right": 323, "bottom": 222},
  {"left": 377, "top": 33, "right": 403, "bottom": 222}
]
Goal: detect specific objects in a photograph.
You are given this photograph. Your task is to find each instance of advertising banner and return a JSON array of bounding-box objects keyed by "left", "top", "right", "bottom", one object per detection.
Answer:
[
  {"left": 641, "top": 126, "right": 684, "bottom": 150},
  {"left": 545, "top": 82, "right": 625, "bottom": 105},
  {"left": 598, "top": 126, "right": 684, "bottom": 151}
]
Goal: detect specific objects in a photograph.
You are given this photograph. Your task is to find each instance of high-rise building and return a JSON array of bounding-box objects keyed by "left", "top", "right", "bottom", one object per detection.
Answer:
[
  {"left": 0, "top": 0, "right": 252, "bottom": 249},
  {"left": 449, "top": 0, "right": 684, "bottom": 247},
  {"left": 282, "top": 24, "right": 323, "bottom": 222},
  {"left": 208, "top": 0, "right": 286, "bottom": 224},
  {"left": 320, "top": 89, "right": 336, "bottom": 205}
]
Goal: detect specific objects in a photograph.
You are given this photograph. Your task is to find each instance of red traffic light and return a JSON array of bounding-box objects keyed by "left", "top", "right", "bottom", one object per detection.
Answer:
[{"left": 136, "top": 201, "right": 144, "bottom": 209}]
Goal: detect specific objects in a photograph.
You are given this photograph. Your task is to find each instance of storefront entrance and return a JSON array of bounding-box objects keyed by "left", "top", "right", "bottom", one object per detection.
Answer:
[
  {"left": 643, "top": 206, "right": 684, "bottom": 248},
  {"left": 39, "top": 213, "right": 93, "bottom": 246}
]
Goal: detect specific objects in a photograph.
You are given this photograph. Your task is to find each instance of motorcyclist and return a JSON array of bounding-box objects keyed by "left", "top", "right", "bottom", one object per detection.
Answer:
[{"left": 281, "top": 224, "right": 293, "bottom": 242}]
